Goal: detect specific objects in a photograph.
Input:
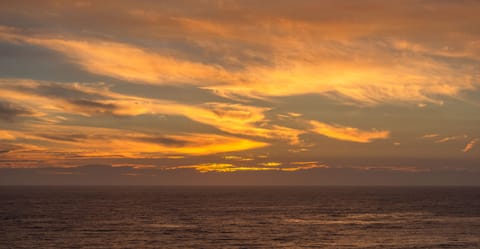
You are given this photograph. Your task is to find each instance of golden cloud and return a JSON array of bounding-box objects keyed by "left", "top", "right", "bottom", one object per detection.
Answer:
[
  {"left": 1, "top": 24, "right": 478, "bottom": 105},
  {"left": 258, "top": 162, "right": 282, "bottom": 167},
  {"left": 170, "top": 162, "right": 326, "bottom": 173},
  {"left": 463, "top": 138, "right": 478, "bottom": 153},
  {"left": 309, "top": 120, "right": 389, "bottom": 143},
  {"left": 0, "top": 124, "right": 268, "bottom": 162},
  {"left": 434, "top": 135, "right": 467, "bottom": 143},
  {"left": 0, "top": 79, "right": 302, "bottom": 144}
]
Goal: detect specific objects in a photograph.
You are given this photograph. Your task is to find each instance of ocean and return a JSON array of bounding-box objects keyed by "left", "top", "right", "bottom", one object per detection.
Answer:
[{"left": 1, "top": 186, "right": 479, "bottom": 248}]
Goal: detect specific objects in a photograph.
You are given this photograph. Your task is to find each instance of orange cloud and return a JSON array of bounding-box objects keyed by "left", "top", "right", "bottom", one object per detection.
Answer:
[
  {"left": 173, "top": 163, "right": 236, "bottom": 173},
  {"left": 0, "top": 130, "right": 18, "bottom": 140},
  {"left": 1, "top": 26, "right": 478, "bottom": 105},
  {"left": 258, "top": 162, "right": 282, "bottom": 167},
  {"left": 195, "top": 102, "right": 303, "bottom": 144},
  {"left": 309, "top": 120, "right": 389, "bottom": 143},
  {"left": 29, "top": 38, "right": 232, "bottom": 85},
  {"left": 463, "top": 138, "right": 478, "bottom": 153},
  {"left": 290, "top": 161, "right": 319, "bottom": 165},
  {"left": 422, "top": 134, "right": 440, "bottom": 139},
  {"left": 1, "top": 1, "right": 479, "bottom": 173},
  {"left": 434, "top": 135, "right": 467, "bottom": 143},
  {"left": 0, "top": 124, "right": 268, "bottom": 162},
  {"left": 170, "top": 162, "right": 326, "bottom": 173},
  {"left": 223, "top": 155, "right": 254, "bottom": 161},
  {"left": 0, "top": 79, "right": 302, "bottom": 144}
]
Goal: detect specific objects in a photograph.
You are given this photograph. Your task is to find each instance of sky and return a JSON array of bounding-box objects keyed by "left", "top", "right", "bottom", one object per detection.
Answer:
[{"left": 0, "top": 0, "right": 479, "bottom": 185}]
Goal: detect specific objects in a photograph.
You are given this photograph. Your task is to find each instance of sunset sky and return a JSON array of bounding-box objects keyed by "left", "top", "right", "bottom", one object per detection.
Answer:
[{"left": 0, "top": 0, "right": 479, "bottom": 185}]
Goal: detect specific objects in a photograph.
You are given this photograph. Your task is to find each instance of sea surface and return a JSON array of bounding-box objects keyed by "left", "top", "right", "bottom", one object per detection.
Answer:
[{"left": 0, "top": 186, "right": 479, "bottom": 248}]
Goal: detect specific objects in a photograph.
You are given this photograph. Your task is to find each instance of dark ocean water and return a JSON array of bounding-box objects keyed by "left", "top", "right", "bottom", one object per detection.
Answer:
[{"left": 0, "top": 186, "right": 479, "bottom": 249}]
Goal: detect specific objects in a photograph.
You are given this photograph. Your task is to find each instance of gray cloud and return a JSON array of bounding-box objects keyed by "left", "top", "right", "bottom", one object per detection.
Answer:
[
  {"left": 0, "top": 101, "right": 33, "bottom": 121},
  {"left": 36, "top": 133, "right": 89, "bottom": 143},
  {"left": 67, "top": 99, "right": 119, "bottom": 115},
  {"left": 34, "top": 83, "right": 108, "bottom": 100},
  {"left": 0, "top": 81, "right": 127, "bottom": 117},
  {"left": 133, "top": 136, "right": 189, "bottom": 147}
]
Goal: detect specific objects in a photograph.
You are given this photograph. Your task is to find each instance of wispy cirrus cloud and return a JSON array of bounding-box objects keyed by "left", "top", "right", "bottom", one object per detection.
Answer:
[
  {"left": 309, "top": 120, "right": 389, "bottom": 143},
  {"left": 0, "top": 79, "right": 302, "bottom": 144},
  {"left": 0, "top": 130, "right": 18, "bottom": 140},
  {"left": 1, "top": 21, "right": 478, "bottom": 105},
  {"left": 169, "top": 162, "right": 326, "bottom": 173},
  {"left": 0, "top": 124, "right": 267, "bottom": 161},
  {"left": 0, "top": 26, "right": 232, "bottom": 85},
  {"left": 422, "top": 134, "right": 440, "bottom": 139},
  {"left": 434, "top": 135, "right": 467, "bottom": 143},
  {"left": 463, "top": 138, "right": 478, "bottom": 153},
  {"left": 1, "top": 0, "right": 479, "bottom": 177},
  {"left": 258, "top": 162, "right": 282, "bottom": 167},
  {"left": 0, "top": 101, "right": 35, "bottom": 121}
]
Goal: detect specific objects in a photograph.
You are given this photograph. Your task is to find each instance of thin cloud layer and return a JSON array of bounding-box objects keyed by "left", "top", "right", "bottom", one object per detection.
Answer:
[
  {"left": 169, "top": 162, "right": 325, "bottom": 173},
  {"left": 0, "top": 101, "right": 35, "bottom": 121},
  {"left": 1, "top": 19, "right": 478, "bottom": 105},
  {"left": 309, "top": 121, "right": 389, "bottom": 143},
  {"left": 0, "top": 1, "right": 479, "bottom": 180},
  {"left": 0, "top": 79, "right": 302, "bottom": 143},
  {"left": 0, "top": 125, "right": 267, "bottom": 159},
  {"left": 463, "top": 139, "right": 478, "bottom": 153}
]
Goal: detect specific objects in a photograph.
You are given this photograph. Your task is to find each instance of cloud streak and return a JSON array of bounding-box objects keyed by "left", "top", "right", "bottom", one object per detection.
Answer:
[
  {"left": 309, "top": 120, "right": 389, "bottom": 143},
  {"left": 0, "top": 1, "right": 479, "bottom": 177},
  {"left": 169, "top": 162, "right": 325, "bottom": 173},
  {"left": 0, "top": 101, "right": 35, "bottom": 121},
  {"left": 0, "top": 79, "right": 302, "bottom": 144},
  {"left": 463, "top": 138, "right": 478, "bottom": 153},
  {"left": 1, "top": 19, "right": 478, "bottom": 105},
  {"left": 434, "top": 135, "right": 467, "bottom": 143},
  {"left": 0, "top": 124, "right": 268, "bottom": 162}
]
